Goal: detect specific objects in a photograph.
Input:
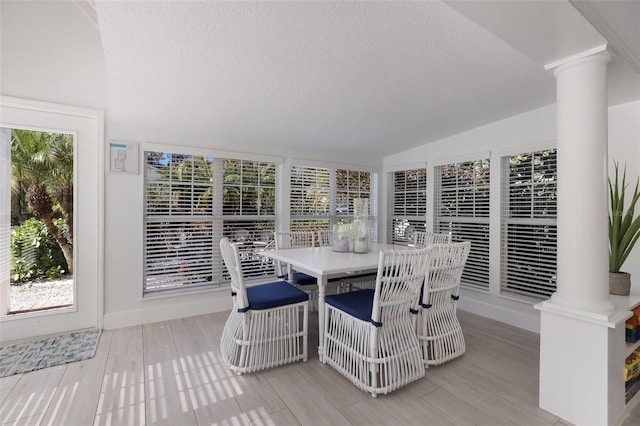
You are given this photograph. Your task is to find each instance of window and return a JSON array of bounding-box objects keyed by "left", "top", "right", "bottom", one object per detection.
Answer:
[
  {"left": 143, "top": 152, "right": 277, "bottom": 295},
  {"left": 289, "top": 165, "right": 377, "bottom": 238},
  {"left": 290, "top": 166, "right": 331, "bottom": 232},
  {"left": 222, "top": 159, "right": 276, "bottom": 280},
  {"left": 388, "top": 168, "right": 427, "bottom": 245},
  {"left": 501, "top": 149, "right": 557, "bottom": 300},
  {"left": 434, "top": 159, "right": 490, "bottom": 291}
]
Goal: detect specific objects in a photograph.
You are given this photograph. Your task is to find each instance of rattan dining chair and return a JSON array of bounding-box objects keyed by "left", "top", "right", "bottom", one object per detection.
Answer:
[
  {"left": 322, "top": 247, "right": 432, "bottom": 397},
  {"left": 316, "top": 229, "right": 332, "bottom": 247},
  {"left": 416, "top": 241, "right": 471, "bottom": 366},
  {"left": 273, "top": 231, "right": 317, "bottom": 285},
  {"left": 275, "top": 230, "right": 348, "bottom": 307},
  {"left": 413, "top": 230, "right": 452, "bottom": 248},
  {"left": 219, "top": 237, "right": 309, "bottom": 375}
]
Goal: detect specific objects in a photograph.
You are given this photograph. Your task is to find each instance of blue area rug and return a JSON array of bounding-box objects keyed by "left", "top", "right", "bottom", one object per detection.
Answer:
[{"left": 0, "top": 329, "right": 101, "bottom": 377}]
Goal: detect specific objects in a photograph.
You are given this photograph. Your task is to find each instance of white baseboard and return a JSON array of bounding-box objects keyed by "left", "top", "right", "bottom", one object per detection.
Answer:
[
  {"left": 103, "top": 296, "right": 232, "bottom": 330},
  {"left": 458, "top": 296, "right": 541, "bottom": 334}
]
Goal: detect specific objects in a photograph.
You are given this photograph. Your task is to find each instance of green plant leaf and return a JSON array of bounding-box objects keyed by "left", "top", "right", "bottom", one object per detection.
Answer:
[{"left": 609, "top": 161, "right": 640, "bottom": 273}]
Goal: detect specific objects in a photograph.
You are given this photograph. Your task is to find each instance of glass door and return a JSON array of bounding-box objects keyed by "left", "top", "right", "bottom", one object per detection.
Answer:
[{"left": 0, "top": 97, "right": 103, "bottom": 342}]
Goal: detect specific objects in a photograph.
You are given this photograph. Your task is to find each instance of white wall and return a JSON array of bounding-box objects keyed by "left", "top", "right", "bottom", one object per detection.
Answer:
[
  {"left": 0, "top": 1, "right": 108, "bottom": 110},
  {"left": 383, "top": 100, "right": 640, "bottom": 332},
  {"left": 609, "top": 101, "right": 640, "bottom": 282}
]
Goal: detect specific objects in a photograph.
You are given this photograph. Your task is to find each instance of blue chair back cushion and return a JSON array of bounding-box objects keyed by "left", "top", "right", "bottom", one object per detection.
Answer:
[
  {"left": 246, "top": 281, "right": 309, "bottom": 310},
  {"left": 325, "top": 289, "right": 375, "bottom": 322}
]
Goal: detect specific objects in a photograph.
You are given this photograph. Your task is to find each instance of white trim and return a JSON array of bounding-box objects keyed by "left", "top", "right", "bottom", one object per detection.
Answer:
[
  {"left": 534, "top": 299, "right": 628, "bottom": 329},
  {"left": 142, "top": 141, "right": 284, "bottom": 165},
  {"left": 383, "top": 161, "right": 427, "bottom": 173},
  {"left": 430, "top": 151, "right": 492, "bottom": 167},
  {"left": 0, "top": 305, "right": 76, "bottom": 322},
  {"left": 493, "top": 140, "right": 556, "bottom": 158},
  {"left": 544, "top": 44, "right": 608, "bottom": 71},
  {"left": 96, "top": 112, "right": 105, "bottom": 329},
  {"left": 570, "top": 2, "right": 640, "bottom": 74},
  {"left": 0, "top": 96, "right": 105, "bottom": 340},
  {"left": 0, "top": 128, "right": 10, "bottom": 316},
  {"left": 104, "top": 291, "right": 232, "bottom": 330},
  {"left": 458, "top": 296, "right": 540, "bottom": 334},
  {"left": 291, "top": 157, "right": 380, "bottom": 173}
]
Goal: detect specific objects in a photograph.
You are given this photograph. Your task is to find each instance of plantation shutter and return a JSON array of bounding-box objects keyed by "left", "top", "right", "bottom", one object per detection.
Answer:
[
  {"left": 289, "top": 166, "right": 331, "bottom": 232},
  {"left": 143, "top": 153, "right": 278, "bottom": 295},
  {"left": 434, "top": 159, "right": 490, "bottom": 290},
  {"left": 369, "top": 173, "right": 379, "bottom": 242},
  {"left": 388, "top": 168, "right": 427, "bottom": 245},
  {"left": 144, "top": 153, "right": 216, "bottom": 293},
  {"left": 501, "top": 149, "right": 557, "bottom": 300},
  {"left": 221, "top": 159, "right": 277, "bottom": 280},
  {"left": 289, "top": 165, "right": 377, "bottom": 240}
]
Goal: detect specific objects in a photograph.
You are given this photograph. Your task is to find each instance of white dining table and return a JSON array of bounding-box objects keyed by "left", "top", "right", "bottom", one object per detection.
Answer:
[{"left": 258, "top": 243, "right": 414, "bottom": 361}]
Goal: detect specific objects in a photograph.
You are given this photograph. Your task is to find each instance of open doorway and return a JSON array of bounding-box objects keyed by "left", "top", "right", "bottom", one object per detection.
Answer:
[{"left": 3, "top": 128, "right": 74, "bottom": 314}]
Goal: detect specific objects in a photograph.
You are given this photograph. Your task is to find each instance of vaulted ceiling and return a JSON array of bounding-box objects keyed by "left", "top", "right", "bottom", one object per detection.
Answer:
[{"left": 84, "top": 1, "right": 640, "bottom": 159}]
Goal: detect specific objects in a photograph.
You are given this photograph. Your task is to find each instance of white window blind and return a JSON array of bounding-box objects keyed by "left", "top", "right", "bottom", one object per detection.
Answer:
[
  {"left": 434, "top": 159, "right": 490, "bottom": 291},
  {"left": 290, "top": 166, "right": 331, "bottom": 233},
  {"left": 501, "top": 149, "right": 557, "bottom": 300},
  {"left": 222, "top": 159, "right": 277, "bottom": 280},
  {"left": 336, "top": 169, "right": 371, "bottom": 216},
  {"left": 388, "top": 168, "right": 427, "bottom": 245},
  {"left": 144, "top": 152, "right": 277, "bottom": 295},
  {"left": 290, "top": 165, "right": 377, "bottom": 239}
]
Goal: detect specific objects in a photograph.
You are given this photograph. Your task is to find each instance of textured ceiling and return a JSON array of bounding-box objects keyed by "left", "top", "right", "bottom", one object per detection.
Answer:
[{"left": 93, "top": 1, "right": 636, "bottom": 160}]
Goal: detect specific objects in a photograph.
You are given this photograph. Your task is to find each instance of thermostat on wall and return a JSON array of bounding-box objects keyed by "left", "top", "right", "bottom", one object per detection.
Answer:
[{"left": 109, "top": 141, "right": 139, "bottom": 174}]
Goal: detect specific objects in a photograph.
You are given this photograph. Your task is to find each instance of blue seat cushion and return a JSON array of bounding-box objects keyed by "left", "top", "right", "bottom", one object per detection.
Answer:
[
  {"left": 325, "top": 289, "right": 375, "bottom": 322},
  {"left": 246, "top": 281, "right": 309, "bottom": 310},
  {"left": 282, "top": 272, "right": 317, "bottom": 286}
]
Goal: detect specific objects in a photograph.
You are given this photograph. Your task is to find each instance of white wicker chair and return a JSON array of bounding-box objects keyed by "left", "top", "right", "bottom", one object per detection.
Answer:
[
  {"left": 219, "top": 237, "right": 309, "bottom": 375},
  {"left": 273, "top": 231, "right": 317, "bottom": 285},
  {"left": 316, "top": 229, "right": 332, "bottom": 246},
  {"left": 323, "top": 247, "right": 432, "bottom": 397},
  {"left": 413, "top": 230, "right": 452, "bottom": 248},
  {"left": 416, "top": 242, "right": 471, "bottom": 366},
  {"left": 274, "top": 231, "right": 343, "bottom": 305}
]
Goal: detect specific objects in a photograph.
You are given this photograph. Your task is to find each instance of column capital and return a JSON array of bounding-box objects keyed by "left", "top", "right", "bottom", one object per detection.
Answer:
[{"left": 544, "top": 44, "right": 611, "bottom": 75}]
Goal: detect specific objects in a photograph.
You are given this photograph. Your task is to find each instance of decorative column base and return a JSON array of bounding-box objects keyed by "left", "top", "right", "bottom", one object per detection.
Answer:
[{"left": 535, "top": 300, "right": 629, "bottom": 425}]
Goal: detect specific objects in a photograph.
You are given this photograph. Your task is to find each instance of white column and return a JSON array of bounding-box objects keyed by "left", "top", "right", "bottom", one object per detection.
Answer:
[
  {"left": 536, "top": 46, "right": 625, "bottom": 426},
  {"left": 548, "top": 48, "right": 614, "bottom": 314}
]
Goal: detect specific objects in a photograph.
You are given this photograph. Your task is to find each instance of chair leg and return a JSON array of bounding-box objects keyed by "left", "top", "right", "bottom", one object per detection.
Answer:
[{"left": 303, "top": 302, "right": 308, "bottom": 362}]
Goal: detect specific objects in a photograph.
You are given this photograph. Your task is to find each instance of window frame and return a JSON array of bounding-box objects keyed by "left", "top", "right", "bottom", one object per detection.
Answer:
[
  {"left": 142, "top": 145, "right": 281, "bottom": 297},
  {"left": 500, "top": 147, "right": 557, "bottom": 301},
  {"left": 387, "top": 168, "right": 427, "bottom": 245},
  {"left": 433, "top": 157, "right": 491, "bottom": 291},
  {"left": 288, "top": 163, "right": 378, "bottom": 240}
]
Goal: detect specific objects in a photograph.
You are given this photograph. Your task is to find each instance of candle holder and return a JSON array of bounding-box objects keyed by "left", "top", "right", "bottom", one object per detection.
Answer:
[
  {"left": 332, "top": 223, "right": 352, "bottom": 252},
  {"left": 352, "top": 198, "right": 370, "bottom": 254}
]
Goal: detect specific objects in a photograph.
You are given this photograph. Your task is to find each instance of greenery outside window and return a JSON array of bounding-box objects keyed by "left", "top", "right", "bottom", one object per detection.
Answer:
[
  {"left": 501, "top": 149, "right": 557, "bottom": 300},
  {"left": 290, "top": 165, "right": 377, "bottom": 238},
  {"left": 388, "top": 168, "right": 427, "bottom": 245},
  {"left": 143, "top": 152, "right": 277, "bottom": 295},
  {"left": 434, "top": 159, "right": 490, "bottom": 291}
]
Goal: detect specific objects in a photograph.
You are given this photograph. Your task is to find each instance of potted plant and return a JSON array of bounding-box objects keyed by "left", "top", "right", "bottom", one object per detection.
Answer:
[{"left": 609, "top": 162, "right": 640, "bottom": 295}]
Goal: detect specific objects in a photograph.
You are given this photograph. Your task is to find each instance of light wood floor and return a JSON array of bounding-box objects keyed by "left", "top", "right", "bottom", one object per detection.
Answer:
[{"left": 1, "top": 310, "right": 639, "bottom": 426}]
